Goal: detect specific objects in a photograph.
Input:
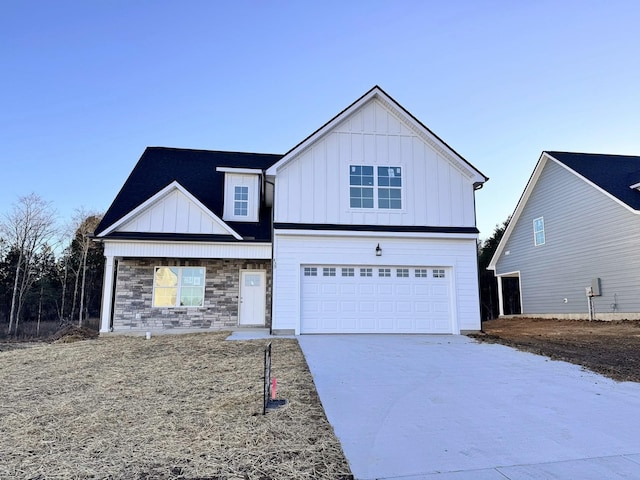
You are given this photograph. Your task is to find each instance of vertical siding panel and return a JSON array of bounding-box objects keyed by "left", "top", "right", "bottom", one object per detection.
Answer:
[
  {"left": 313, "top": 143, "right": 326, "bottom": 222},
  {"left": 363, "top": 102, "right": 375, "bottom": 132},
  {"left": 325, "top": 133, "right": 340, "bottom": 222},
  {"left": 175, "top": 194, "right": 188, "bottom": 232},
  {"left": 376, "top": 135, "right": 388, "bottom": 164},
  {"left": 424, "top": 142, "right": 440, "bottom": 225},
  {"left": 363, "top": 134, "right": 375, "bottom": 164}
]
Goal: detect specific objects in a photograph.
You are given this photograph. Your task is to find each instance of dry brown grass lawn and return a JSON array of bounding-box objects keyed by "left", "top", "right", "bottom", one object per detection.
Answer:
[{"left": 0, "top": 331, "right": 352, "bottom": 479}]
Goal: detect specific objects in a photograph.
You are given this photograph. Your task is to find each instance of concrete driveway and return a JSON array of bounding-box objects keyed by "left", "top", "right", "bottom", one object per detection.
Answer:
[{"left": 298, "top": 335, "right": 640, "bottom": 480}]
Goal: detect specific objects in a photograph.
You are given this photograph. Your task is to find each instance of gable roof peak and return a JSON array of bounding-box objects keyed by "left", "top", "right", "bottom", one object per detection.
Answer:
[{"left": 266, "top": 86, "right": 488, "bottom": 184}]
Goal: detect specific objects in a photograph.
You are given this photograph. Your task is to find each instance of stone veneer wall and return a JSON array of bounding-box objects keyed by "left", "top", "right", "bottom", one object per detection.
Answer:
[{"left": 112, "top": 258, "right": 272, "bottom": 331}]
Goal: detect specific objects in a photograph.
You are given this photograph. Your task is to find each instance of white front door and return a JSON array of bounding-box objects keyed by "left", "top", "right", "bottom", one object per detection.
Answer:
[{"left": 239, "top": 270, "right": 266, "bottom": 326}]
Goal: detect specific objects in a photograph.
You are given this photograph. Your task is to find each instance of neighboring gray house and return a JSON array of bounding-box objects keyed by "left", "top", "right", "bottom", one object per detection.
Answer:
[{"left": 488, "top": 151, "right": 640, "bottom": 320}]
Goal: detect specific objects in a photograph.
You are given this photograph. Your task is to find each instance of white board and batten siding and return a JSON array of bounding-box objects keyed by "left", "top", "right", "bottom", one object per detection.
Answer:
[
  {"left": 118, "top": 188, "right": 232, "bottom": 236},
  {"left": 273, "top": 98, "right": 479, "bottom": 228},
  {"left": 271, "top": 233, "right": 481, "bottom": 334}
]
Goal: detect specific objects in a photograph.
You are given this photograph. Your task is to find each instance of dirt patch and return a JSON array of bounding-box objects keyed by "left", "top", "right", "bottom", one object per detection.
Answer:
[
  {"left": 472, "top": 317, "right": 640, "bottom": 382},
  {"left": 49, "top": 324, "right": 100, "bottom": 343},
  {"left": 0, "top": 332, "right": 352, "bottom": 479}
]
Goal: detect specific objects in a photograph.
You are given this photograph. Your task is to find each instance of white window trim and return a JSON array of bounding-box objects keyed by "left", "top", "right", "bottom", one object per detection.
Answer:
[
  {"left": 152, "top": 266, "right": 206, "bottom": 308},
  {"left": 348, "top": 164, "right": 404, "bottom": 211},
  {"left": 533, "top": 216, "right": 545, "bottom": 246}
]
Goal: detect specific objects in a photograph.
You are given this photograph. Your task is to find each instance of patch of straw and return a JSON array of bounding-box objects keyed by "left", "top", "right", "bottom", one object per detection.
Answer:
[{"left": 0, "top": 332, "right": 352, "bottom": 479}]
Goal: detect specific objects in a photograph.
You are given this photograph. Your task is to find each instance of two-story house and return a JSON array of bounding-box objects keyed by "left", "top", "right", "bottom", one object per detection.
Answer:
[{"left": 95, "top": 86, "right": 488, "bottom": 334}]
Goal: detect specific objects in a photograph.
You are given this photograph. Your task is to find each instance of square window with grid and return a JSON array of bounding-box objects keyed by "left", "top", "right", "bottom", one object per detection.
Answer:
[
  {"left": 341, "top": 267, "right": 355, "bottom": 277},
  {"left": 396, "top": 268, "right": 409, "bottom": 277},
  {"left": 415, "top": 268, "right": 429, "bottom": 278},
  {"left": 323, "top": 267, "right": 336, "bottom": 277},
  {"left": 433, "top": 269, "right": 445, "bottom": 278},
  {"left": 350, "top": 165, "right": 402, "bottom": 209},
  {"left": 360, "top": 268, "right": 373, "bottom": 277},
  {"left": 378, "top": 268, "right": 391, "bottom": 277},
  {"left": 303, "top": 267, "right": 317, "bottom": 277},
  {"left": 153, "top": 267, "right": 205, "bottom": 308},
  {"left": 377, "top": 166, "right": 402, "bottom": 209}
]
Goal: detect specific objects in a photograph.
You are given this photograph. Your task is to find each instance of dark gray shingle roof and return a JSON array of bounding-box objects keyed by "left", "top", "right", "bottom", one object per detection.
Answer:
[
  {"left": 95, "top": 147, "right": 282, "bottom": 241},
  {"left": 547, "top": 151, "right": 640, "bottom": 210}
]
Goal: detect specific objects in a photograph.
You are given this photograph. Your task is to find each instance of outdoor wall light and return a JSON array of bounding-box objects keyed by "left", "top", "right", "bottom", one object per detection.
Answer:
[{"left": 375, "top": 243, "right": 382, "bottom": 256}]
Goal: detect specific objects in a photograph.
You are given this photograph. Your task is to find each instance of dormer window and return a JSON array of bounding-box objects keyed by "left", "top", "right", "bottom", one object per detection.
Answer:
[
  {"left": 234, "top": 186, "right": 249, "bottom": 216},
  {"left": 218, "top": 168, "right": 261, "bottom": 222}
]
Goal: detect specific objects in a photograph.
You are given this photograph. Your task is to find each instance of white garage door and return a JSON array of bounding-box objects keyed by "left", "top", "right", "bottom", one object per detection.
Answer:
[{"left": 300, "top": 265, "right": 452, "bottom": 334}]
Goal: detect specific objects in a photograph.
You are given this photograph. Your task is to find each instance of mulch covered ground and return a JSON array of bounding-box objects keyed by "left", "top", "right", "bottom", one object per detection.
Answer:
[
  {"left": 0, "top": 331, "right": 352, "bottom": 479},
  {"left": 473, "top": 317, "right": 640, "bottom": 383}
]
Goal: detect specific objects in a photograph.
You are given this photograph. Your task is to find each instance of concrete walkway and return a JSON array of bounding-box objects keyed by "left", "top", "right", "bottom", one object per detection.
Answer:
[{"left": 298, "top": 335, "right": 640, "bottom": 480}]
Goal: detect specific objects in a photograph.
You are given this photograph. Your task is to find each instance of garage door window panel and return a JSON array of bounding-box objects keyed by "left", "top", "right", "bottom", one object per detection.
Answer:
[{"left": 342, "top": 267, "right": 355, "bottom": 277}]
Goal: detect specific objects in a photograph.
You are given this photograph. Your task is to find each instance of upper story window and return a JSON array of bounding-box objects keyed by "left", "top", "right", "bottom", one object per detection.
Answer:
[
  {"left": 533, "top": 217, "right": 545, "bottom": 246},
  {"left": 234, "top": 186, "right": 249, "bottom": 216},
  {"left": 153, "top": 267, "right": 205, "bottom": 308},
  {"left": 350, "top": 165, "right": 402, "bottom": 209}
]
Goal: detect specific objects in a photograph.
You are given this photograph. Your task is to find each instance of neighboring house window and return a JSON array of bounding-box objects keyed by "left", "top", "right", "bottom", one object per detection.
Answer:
[
  {"left": 533, "top": 217, "right": 545, "bottom": 246},
  {"left": 433, "top": 269, "right": 445, "bottom": 278},
  {"left": 415, "top": 269, "right": 429, "bottom": 277},
  {"left": 397, "top": 268, "right": 409, "bottom": 278},
  {"left": 234, "top": 186, "right": 249, "bottom": 216},
  {"left": 304, "top": 267, "right": 317, "bottom": 277},
  {"left": 341, "top": 267, "right": 355, "bottom": 277},
  {"left": 323, "top": 267, "right": 336, "bottom": 277},
  {"left": 153, "top": 267, "right": 205, "bottom": 307},
  {"left": 350, "top": 165, "right": 402, "bottom": 209}
]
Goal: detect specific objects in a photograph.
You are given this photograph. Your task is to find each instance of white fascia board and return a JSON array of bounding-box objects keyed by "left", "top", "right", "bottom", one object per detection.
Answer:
[
  {"left": 216, "top": 167, "right": 263, "bottom": 175},
  {"left": 630, "top": 182, "right": 640, "bottom": 190},
  {"left": 97, "top": 180, "right": 243, "bottom": 240},
  {"left": 274, "top": 229, "right": 478, "bottom": 240},
  {"left": 494, "top": 270, "right": 521, "bottom": 278},
  {"left": 103, "top": 239, "right": 271, "bottom": 259},
  {"left": 487, "top": 152, "right": 549, "bottom": 271}
]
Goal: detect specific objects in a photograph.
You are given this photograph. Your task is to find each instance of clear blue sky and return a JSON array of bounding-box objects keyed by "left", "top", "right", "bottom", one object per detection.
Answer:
[{"left": 2, "top": 0, "right": 639, "bottom": 239}]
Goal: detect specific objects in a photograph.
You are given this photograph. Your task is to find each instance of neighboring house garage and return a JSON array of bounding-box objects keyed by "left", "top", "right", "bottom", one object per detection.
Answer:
[{"left": 300, "top": 265, "right": 451, "bottom": 334}]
